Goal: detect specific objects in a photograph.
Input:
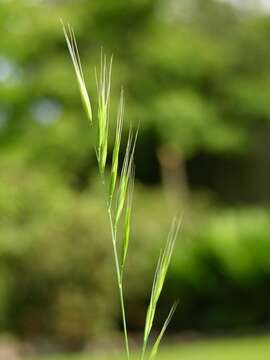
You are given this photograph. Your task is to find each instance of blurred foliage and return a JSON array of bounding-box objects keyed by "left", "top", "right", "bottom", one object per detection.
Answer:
[
  {"left": 0, "top": 159, "right": 175, "bottom": 344},
  {"left": 2, "top": 0, "right": 270, "bottom": 171},
  {"left": 1, "top": 0, "right": 270, "bottom": 345},
  {"left": 0, "top": 161, "right": 116, "bottom": 347},
  {"left": 165, "top": 207, "right": 270, "bottom": 332}
]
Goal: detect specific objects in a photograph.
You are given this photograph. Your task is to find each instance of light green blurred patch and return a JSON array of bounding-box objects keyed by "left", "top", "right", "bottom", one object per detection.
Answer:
[{"left": 26, "top": 334, "right": 270, "bottom": 360}]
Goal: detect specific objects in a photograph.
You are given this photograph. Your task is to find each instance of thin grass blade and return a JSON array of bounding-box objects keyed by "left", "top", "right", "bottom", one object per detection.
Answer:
[{"left": 149, "top": 301, "right": 179, "bottom": 360}]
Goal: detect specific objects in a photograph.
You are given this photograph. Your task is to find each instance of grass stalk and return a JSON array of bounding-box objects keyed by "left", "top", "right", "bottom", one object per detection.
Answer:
[
  {"left": 63, "top": 23, "right": 180, "bottom": 360},
  {"left": 107, "top": 206, "right": 130, "bottom": 359}
]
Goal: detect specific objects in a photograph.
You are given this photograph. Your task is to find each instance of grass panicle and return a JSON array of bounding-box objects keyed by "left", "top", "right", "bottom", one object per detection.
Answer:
[{"left": 63, "top": 24, "right": 180, "bottom": 360}]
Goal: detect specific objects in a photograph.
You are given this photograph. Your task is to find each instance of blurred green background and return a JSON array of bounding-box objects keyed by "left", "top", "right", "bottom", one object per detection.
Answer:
[{"left": 1, "top": 0, "right": 270, "bottom": 357}]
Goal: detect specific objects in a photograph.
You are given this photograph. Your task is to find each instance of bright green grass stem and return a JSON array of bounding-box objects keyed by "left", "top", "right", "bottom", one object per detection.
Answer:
[
  {"left": 107, "top": 206, "right": 130, "bottom": 359},
  {"left": 98, "top": 170, "right": 130, "bottom": 359}
]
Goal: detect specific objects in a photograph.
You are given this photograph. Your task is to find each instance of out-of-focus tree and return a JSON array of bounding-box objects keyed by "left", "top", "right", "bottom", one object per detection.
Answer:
[
  {"left": 1, "top": 0, "right": 270, "bottom": 195},
  {"left": 1, "top": 0, "right": 270, "bottom": 341}
]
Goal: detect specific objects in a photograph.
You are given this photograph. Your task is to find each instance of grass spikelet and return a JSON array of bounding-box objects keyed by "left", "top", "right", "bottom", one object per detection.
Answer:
[
  {"left": 142, "top": 217, "right": 181, "bottom": 359},
  {"left": 95, "top": 51, "right": 113, "bottom": 174},
  {"left": 115, "top": 127, "right": 138, "bottom": 225},
  {"left": 121, "top": 164, "right": 135, "bottom": 278},
  {"left": 149, "top": 301, "right": 179, "bottom": 360},
  {"left": 62, "top": 22, "right": 93, "bottom": 124},
  {"left": 110, "top": 87, "right": 124, "bottom": 203}
]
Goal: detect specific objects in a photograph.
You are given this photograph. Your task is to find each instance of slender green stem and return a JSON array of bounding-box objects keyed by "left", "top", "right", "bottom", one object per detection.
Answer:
[
  {"left": 141, "top": 341, "right": 147, "bottom": 360},
  {"left": 97, "top": 170, "right": 130, "bottom": 358},
  {"left": 107, "top": 206, "right": 130, "bottom": 359}
]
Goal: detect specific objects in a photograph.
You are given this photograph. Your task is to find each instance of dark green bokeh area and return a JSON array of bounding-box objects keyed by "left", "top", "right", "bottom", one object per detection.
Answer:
[{"left": 1, "top": 0, "right": 270, "bottom": 352}]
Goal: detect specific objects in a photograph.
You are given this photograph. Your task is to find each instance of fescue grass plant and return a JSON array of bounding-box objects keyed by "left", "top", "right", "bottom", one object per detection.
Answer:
[{"left": 62, "top": 23, "right": 181, "bottom": 360}]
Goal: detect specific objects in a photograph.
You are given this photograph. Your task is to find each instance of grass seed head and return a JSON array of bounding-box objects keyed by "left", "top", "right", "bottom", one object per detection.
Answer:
[
  {"left": 95, "top": 52, "right": 113, "bottom": 174},
  {"left": 149, "top": 301, "right": 179, "bottom": 360},
  {"left": 62, "top": 22, "right": 93, "bottom": 125},
  {"left": 143, "top": 217, "right": 181, "bottom": 346},
  {"left": 110, "top": 88, "right": 124, "bottom": 203}
]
